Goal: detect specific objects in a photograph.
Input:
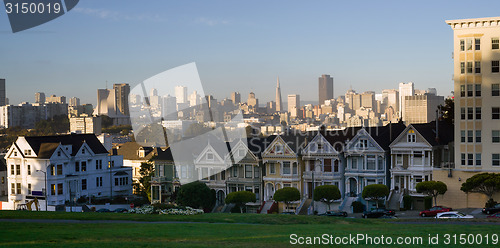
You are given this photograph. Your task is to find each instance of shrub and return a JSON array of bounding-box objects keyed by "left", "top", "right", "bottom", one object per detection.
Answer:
[
  {"left": 485, "top": 198, "right": 498, "bottom": 208},
  {"left": 424, "top": 196, "right": 433, "bottom": 210}
]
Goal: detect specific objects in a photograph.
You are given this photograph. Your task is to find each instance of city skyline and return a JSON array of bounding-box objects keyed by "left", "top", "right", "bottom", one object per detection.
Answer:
[{"left": 3, "top": 1, "right": 500, "bottom": 105}]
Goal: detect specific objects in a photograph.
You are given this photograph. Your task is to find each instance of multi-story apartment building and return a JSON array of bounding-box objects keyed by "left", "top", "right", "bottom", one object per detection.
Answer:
[
  {"left": 433, "top": 17, "right": 500, "bottom": 208},
  {"left": 403, "top": 93, "right": 444, "bottom": 124},
  {"left": 4, "top": 134, "right": 132, "bottom": 210}
]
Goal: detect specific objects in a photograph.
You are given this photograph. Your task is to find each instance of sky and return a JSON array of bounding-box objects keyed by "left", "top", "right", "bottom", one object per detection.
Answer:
[{"left": 1, "top": 0, "right": 500, "bottom": 106}]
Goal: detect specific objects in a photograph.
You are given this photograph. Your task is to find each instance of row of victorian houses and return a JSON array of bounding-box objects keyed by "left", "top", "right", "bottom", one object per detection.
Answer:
[{"left": 135, "top": 121, "right": 454, "bottom": 213}]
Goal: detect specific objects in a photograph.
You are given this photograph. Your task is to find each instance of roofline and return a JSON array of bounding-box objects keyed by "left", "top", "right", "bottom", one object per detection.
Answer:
[{"left": 446, "top": 16, "right": 500, "bottom": 27}]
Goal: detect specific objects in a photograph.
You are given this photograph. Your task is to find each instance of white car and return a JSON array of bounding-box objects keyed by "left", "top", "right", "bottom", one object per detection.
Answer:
[{"left": 435, "top": 211, "right": 474, "bottom": 219}]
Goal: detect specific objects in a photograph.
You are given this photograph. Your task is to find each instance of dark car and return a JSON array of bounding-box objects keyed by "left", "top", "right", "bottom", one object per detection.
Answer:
[
  {"left": 318, "top": 210, "right": 348, "bottom": 217},
  {"left": 419, "top": 206, "right": 452, "bottom": 217},
  {"left": 280, "top": 211, "right": 296, "bottom": 215},
  {"left": 113, "top": 208, "right": 128, "bottom": 213},
  {"left": 362, "top": 208, "right": 395, "bottom": 218},
  {"left": 487, "top": 213, "right": 500, "bottom": 219},
  {"left": 482, "top": 204, "right": 500, "bottom": 215},
  {"left": 96, "top": 208, "right": 111, "bottom": 213}
]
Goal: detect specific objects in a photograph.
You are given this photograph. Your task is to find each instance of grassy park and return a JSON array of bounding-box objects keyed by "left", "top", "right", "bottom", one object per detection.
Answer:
[{"left": 0, "top": 211, "right": 499, "bottom": 247}]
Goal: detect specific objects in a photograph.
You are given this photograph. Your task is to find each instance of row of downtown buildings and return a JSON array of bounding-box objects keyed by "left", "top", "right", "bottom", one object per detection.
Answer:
[{"left": 1, "top": 16, "right": 500, "bottom": 212}]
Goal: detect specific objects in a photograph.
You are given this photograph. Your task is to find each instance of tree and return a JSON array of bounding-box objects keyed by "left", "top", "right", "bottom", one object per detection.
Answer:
[
  {"left": 461, "top": 173, "right": 500, "bottom": 205},
  {"left": 135, "top": 162, "right": 154, "bottom": 201},
  {"left": 362, "top": 184, "right": 389, "bottom": 208},
  {"left": 177, "top": 181, "right": 215, "bottom": 210},
  {"left": 416, "top": 181, "right": 447, "bottom": 206},
  {"left": 273, "top": 187, "right": 300, "bottom": 212},
  {"left": 225, "top": 191, "right": 256, "bottom": 213},
  {"left": 313, "top": 185, "right": 341, "bottom": 211},
  {"left": 439, "top": 97, "right": 454, "bottom": 124}
]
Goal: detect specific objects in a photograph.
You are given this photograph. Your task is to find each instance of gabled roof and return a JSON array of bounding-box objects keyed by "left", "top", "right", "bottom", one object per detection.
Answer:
[
  {"left": 116, "top": 142, "right": 156, "bottom": 160},
  {"left": 411, "top": 121, "right": 454, "bottom": 146},
  {"left": 0, "top": 158, "right": 6, "bottom": 171},
  {"left": 24, "top": 134, "right": 109, "bottom": 158},
  {"left": 366, "top": 122, "right": 407, "bottom": 150}
]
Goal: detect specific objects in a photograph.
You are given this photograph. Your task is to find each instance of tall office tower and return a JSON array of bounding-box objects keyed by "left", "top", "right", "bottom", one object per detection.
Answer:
[
  {"left": 175, "top": 86, "right": 188, "bottom": 104},
  {"left": 288, "top": 94, "right": 300, "bottom": 118},
  {"left": 318, "top": 74, "right": 334, "bottom": 105},
  {"left": 360, "top": 91, "right": 376, "bottom": 112},
  {"left": 69, "top": 97, "right": 80, "bottom": 107},
  {"left": 231, "top": 92, "right": 241, "bottom": 105},
  {"left": 150, "top": 88, "right": 158, "bottom": 97},
  {"left": 403, "top": 93, "right": 444, "bottom": 124},
  {"left": 0, "top": 79, "right": 4, "bottom": 106},
  {"left": 398, "top": 82, "right": 414, "bottom": 118},
  {"left": 382, "top": 89, "right": 399, "bottom": 113},
  {"left": 247, "top": 92, "right": 258, "bottom": 108},
  {"left": 435, "top": 17, "right": 500, "bottom": 208},
  {"left": 275, "top": 77, "right": 282, "bottom": 112},
  {"left": 162, "top": 95, "right": 177, "bottom": 120},
  {"left": 113, "top": 83, "right": 130, "bottom": 116},
  {"left": 266, "top": 101, "right": 276, "bottom": 114},
  {"left": 189, "top": 90, "right": 201, "bottom": 107},
  {"left": 96, "top": 89, "right": 117, "bottom": 116},
  {"left": 35, "top": 92, "right": 45, "bottom": 104}
]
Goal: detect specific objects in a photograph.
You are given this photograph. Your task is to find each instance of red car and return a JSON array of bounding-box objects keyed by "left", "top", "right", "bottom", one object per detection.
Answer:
[
  {"left": 419, "top": 206, "right": 452, "bottom": 217},
  {"left": 487, "top": 213, "right": 500, "bottom": 219}
]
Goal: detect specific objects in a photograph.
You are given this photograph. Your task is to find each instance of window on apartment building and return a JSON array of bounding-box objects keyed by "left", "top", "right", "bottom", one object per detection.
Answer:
[
  {"left": 269, "top": 164, "right": 275, "bottom": 174},
  {"left": 493, "top": 107, "right": 500, "bottom": 119},
  {"left": 324, "top": 159, "right": 332, "bottom": 172},
  {"left": 81, "top": 161, "right": 86, "bottom": 172},
  {"left": 476, "top": 154, "right": 482, "bottom": 166},
  {"left": 493, "top": 130, "right": 500, "bottom": 143},
  {"left": 1, "top": 177, "right": 4, "bottom": 184},
  {"left": 352, "top": 157, "right": 358, "bottom": 169},
  {"left": 181, "top": 166, "right": 187, "bottom": 179},
  {"left": 255, "top": 186, "right": 260, "bottom": 200},
  {"left": 210, "top": 171, "right": 216, "bottom": 181},
  {"left": 50, "top": 164, "right": 55, "bottom": 176},
  {"left": 245, "top": 165, "right": 252, "bottom": 178},
  {"left": 358, "top": 139, "right": 368, "bottom": 149},
  {"left": 476, "top": 107, "right": 482, "bottom": 119},
  {"left": 467, "top": 62, "right": 473, "bottom": 74},
  {"left": 378, "top": 157, "right": 384, "bottom": 170},
  {"left": 293, "top": 163, "right": 298, "bottom": 175},
  {"left": 317, "top": 143, "right": 323, "bottom": 150},
  {"left": 16, "top": 183, "right": 21, "bottom": 194},
  {"left": 233, "top": 166, "right": 239, "bottom": 177},
  {"left": 467, "top": 84, "right": 473, "bottom": 97},
  {"left": 461, "top": 153, "right": 466, "bottom": 165},
  {"left": 460, "top": 62, "right": 465, "bottom": 74},
  {"left": 475, "top": 84, "right": 481, "bottom": 96},
  {"left": 334, "top": 160, "right": 339, "bottom": 172},
  {"left": 493, "top": 61, "right": 500, "bottom": 73},
  {"left": 468, "top": 130, "right": 473, "bottom": 143},
  {"left": 28, "top": 184, "right": 31, "bottom": 194},
  {"left": 14, "top": 151, "right": 17, "bottom": 156},
  {"left": 459, "top": 131, "right": 465, "bottom": 143},
  {"left": 57, "top": 164, "right": 62, "bottom": 175},
  {"left": 202, "top": 168, "right": 209, "bottom": 179},
  {"left": 115, "top": 178, "right": 119, "bottom": 186},
  {"left": 27, "top": 165, "right": 31, "bottom": 175},
  {"left": 367, "top": 155, "right": 376, "bottom": 170},
  {"left": 81, "top": 148, "right": 85, "bottom": 154},
  {"left": 96, "top": 177, "right": 102, "bottom": 187},
  {"left": 468, "top": 107, "right": 474, "bottom": 120},
  {"left": 51, "top": 184, "right": 55, "bottom": 195},
  {"left": 493, "top": 84, "right": 500, "bottom": 96},
  {"left": 11, "top": 183, "right": 15, "bottom": 194},
  {"left": 10, "top": 165, "right": 14, "bottom": 175},
  {"left": 460, "top": 85, "right": 466, "bottom": 97},
  {"left": 475, "top": 62, "right": 481, "bottom": 74},
  {"left": 414, "top": 151, "right": 423, "bottom": 165},
  {"left": 468, "top": 153, "right": 474, "bottom": 166},
  {"left": 492, "top": 38, "right": 499, "bottom": 49},
  {"left": 16, "top": 164, "right": 20, "bottom": 175},
  {"left": 57, "top": 183, "right": 63, "bottom": 195},
  {"left": 275, "top": 145, "right": 283, "bottom": 154},
  {"left": 206, "top": 152, "right": 214, "bottom": 161},
  {"left": 82, "top": 179, "right": 87, "bottom": 190},
  {"left": 475, "top": 38, "right": 481, "bottom": 50},
  {"left": 220, "top": 170, "right": 225, "bottom": 180},
  {"left": 57, "top": 151, "right": 61, "bottom": 156},
  {"left": 460, "top": 39, "right": 465, "bottom": 51},
  {"left": 24, "top": 150, "right": 31, "bottom": 156},
  {"left": 476, "top": 130, "right": 482, "bottom": 143},
  {"left": 461, "top": 108, "right": 466, "bottom": 120},
  {"left": 238, "top": 149, "right": 246, "bottom": 157},
  {"left": 493, "top": 154, "right": 500, "bottom": 166},
  {"left": 467, "top": 38, "right": 473, "bottom": 50},
  {"left": 254, "top": 166, "right": 259, "bottom": 178},
  {"left": 407, "top": 133, "right": 416, "bottom": 143},
  {"left": 75, "top": 161, "right": 79, "bottom": 172},
  {"left": 282, "top": 162, "right": 291, "bottom": 175}
]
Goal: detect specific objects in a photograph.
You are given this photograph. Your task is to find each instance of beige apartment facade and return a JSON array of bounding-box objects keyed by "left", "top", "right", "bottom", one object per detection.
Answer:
[{"left": 435, "top": 17, "right": 500, "bottom": 208}]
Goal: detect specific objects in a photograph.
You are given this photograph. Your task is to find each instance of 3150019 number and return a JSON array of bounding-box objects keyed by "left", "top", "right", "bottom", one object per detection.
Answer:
[{"left": 5, "top": 2, "right": 61, "bottom": 14}]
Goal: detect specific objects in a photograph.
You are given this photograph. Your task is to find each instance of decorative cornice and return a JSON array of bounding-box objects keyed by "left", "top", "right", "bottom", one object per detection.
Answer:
[{"left": 446, "top": 17, "right": 500, "bottom": 30}]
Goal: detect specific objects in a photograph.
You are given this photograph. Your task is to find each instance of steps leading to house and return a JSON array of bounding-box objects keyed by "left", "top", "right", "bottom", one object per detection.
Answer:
[
  {"left": 260, "top": 201, "right": 274, "bottom": 214},
  {"left": 341, "top": 197, "right": 357, "bottom": 213}
]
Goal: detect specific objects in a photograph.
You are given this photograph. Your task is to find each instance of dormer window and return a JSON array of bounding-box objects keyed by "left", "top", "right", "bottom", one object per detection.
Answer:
[
  {"left": 24, "top": 150, "right": 31, "bottom": 156},
  {"left": 14, "top": 151, "right": 17, "bottom": 156},
  {"left": 276, "top": 145, "right": 283, "bottom": 154},
  {"left": 407, "top": 130, "right": 416, "bottom": 143},
  {"left": 138, "top": 149, "right": 145, "bottom": 158},
  {"left": 358, "top": 139, "right": 368, "bottom": 149},
  {"left": 81, "top": 148, "right": 85, "bottom": 154},
  {"left": 317, "top": 143, "right": 323, "bottom": 150},
  {"left": 238, "top": 149, "right": 246, "bottom": 157},
  {"left": 57, "top": 151, "right": 61, "bottom": 157},
  {"left": 207, "top": 153, "right": 214, "bottom": 161}
]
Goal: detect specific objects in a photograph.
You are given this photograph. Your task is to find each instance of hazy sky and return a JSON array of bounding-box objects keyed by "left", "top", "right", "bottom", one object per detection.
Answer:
[{"left": 1, "top": 0, "right": 500, "bottom": 106}]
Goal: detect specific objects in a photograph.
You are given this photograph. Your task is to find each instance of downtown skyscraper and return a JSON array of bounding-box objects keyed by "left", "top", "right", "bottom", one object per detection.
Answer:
[
  {"left": 318, "top": 74, "right": 333, "bottom": 105},
  {"left": 275, "top": 77, "right": 282, "bottom": 112}
]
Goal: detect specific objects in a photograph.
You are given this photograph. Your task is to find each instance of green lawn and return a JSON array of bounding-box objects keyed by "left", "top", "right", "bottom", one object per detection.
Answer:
[{"left": 0, "top": 211, "right": 499, "bottom": 247}]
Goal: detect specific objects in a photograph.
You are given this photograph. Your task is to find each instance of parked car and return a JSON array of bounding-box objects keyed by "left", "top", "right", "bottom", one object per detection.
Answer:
[
  {"left": 280, "top": 211, "right": 296, "bottom": 215},
  {"left": 419, "top": 206, "right": 452, "bottom": 217},
  {"left": 318, "top": 210, "right": 348, "bottom": 217},
  {"left": 114, "top": 208, "right": 128, "bottom": 213},
  {"left": 362, "top": 208, "right": 396, "bottom": 218},
  {"left": 96, "top": 208, "right": 111, "bottom": 213},
  {"left": 486, "top": 213, "right": 500, "bottom": 219},
  {"left": 482, "top": 204, "right": 500, "bottom": 215},
  {"left": 435, "top": 211, "right": 473, "bottom": 219}
]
